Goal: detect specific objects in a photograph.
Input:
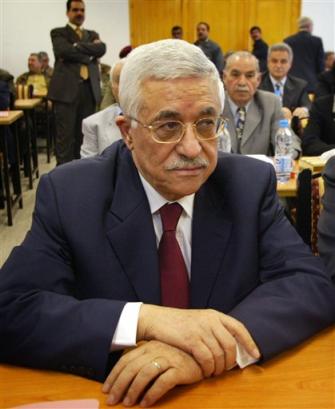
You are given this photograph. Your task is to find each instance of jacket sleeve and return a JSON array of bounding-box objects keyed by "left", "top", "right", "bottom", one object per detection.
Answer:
[
  {"left": 0, "top": 173, "right": 125, "bottom": 381},
  {"left": 318, "top": 157, "right": 335, "bottom": 280},
  {"left": 76, "top": 30, "right": 106, "bottom": 59},
  {"left": 229, "top": 164, "right": 335, "bottom": 361},
  {"left": 51, "top": 28, "right": 91, "bottom": 64}
]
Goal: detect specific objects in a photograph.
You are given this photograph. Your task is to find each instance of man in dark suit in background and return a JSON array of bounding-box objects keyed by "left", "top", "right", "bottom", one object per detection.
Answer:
[
  {"left": 302, "top": 92, "right": 335, "bottom": 156},
  {"left": 259, "top": 42, "right": 311, "bottom": 120},
  {"left": 48, "top": 0, "right": 106, "bottom": 165},
  {"left": 284, "top": 16, "right": 324, "bottom": 93},
  {"left": 1, "top": 40, "right": 334, "bottom": 407},
  {"left": 250, "top": 26, "right": 268, "bottom": 73},
  {"left": 194, "top": 22, "right": 224, "bottom": 77}
]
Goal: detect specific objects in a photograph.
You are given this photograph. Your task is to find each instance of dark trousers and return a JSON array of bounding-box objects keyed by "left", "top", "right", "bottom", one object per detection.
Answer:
[{"left": 53, "top": 81, "right": 95, "bottom": 165}]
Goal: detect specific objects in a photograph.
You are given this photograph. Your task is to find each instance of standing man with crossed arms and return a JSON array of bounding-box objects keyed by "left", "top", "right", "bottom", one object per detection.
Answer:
[{"left": 48, "top": 0, "right": 106, "bottom": 165}]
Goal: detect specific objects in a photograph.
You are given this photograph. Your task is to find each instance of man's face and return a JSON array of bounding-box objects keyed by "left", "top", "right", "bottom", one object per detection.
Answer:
[
  {"left": 67, "top": 1, "right": 85, "bottom": 26},
  {"left": 118, "top": 77, "right": 220, "bottom": 201},
  {"left": 172, "top": 28, "right": 183, "bottom": 39},
  {"left": 197, "top": 24, "right": 209, "bottom": 41},
  {"left": 267, "top": 50, "right": 292, "bottom": 81},
  {"left": 250, "top": 29, "right": 261, "bottom": 41},
  {"left": 325, "top": 53, "right": 335, "bottom": 70},
  {"left": 224, "top": 57, "right": 260, "bottom": 106},
  {"left": 28, "top": 55, "right": 42, "bottom": 74},
  {"left": 41, "top": 56, "right": 49, "bottom": 69}
]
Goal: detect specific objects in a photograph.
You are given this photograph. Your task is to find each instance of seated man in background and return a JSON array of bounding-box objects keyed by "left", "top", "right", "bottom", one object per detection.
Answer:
[
  {"left": 315, "top": 62, "right": 335, "bottom": 98},
  {"left": 259, "top": 43, "right": 311, "bottom": 120},
  {"left": 223, "top": 51, "right": 301, "bottom": 157},
  {"left": 324, "top": 51, "right": 335, "bottom": 71},
  {"left": 38, "top": 51, "right": 54, "bottom": 78},
  {"left": 16, "top": 52, "right": 50, "bottom": 96},
  {"left": 0, "top": 40, "right": 334, "bottom": 407},
  {"left": 81, "top": 60, "right": 123, "bottom": 157},
  {"left": 318, "top": 155, "right": 335, "bottom": 280},
  {"left": 0, "top": 68, "right": 15, "bottom": 105},
  {"left": 302, "top": 91, "right": 335, "bottom": 155},
  {"left": 100, "top": 46, "right": 132, "bottom": 110}
]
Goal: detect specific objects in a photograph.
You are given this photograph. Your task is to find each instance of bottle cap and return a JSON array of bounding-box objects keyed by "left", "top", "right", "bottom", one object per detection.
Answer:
[{"left": 279, "top": 119, "right": 289, "bottom": 127}]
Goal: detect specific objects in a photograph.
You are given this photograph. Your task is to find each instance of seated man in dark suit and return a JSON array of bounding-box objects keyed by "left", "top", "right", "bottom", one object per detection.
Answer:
[
  {"left": 302, "top": 92, "right": 335, "bottom": 155},
  {"left": 259, "top": 42, "right": 311, "bottom": 120},
  {"left": 318, "top": 156, "right": 335, "bottom": 280},
  {"left": 0, "top": 39, "right": 334, "bottom": 407},
  {"left": 315, "top": 63, "right": 335, "bottom": 98}
]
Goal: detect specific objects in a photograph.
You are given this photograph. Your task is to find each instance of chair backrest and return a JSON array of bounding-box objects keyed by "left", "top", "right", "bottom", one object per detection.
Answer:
[
  {"left": 15, "top": 84, "right": 33, "bottom": 99},
  {"left": 295, "top": 169, "right": 323, "bottom": 254}
]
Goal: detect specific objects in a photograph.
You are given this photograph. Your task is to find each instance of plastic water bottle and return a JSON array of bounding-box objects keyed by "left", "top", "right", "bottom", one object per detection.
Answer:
[
  {"left": 274, "top": 119, "right": 293, "bottom": 183},
  {"left": 217, "top": 123, "right": 231, "bottom": 153}
]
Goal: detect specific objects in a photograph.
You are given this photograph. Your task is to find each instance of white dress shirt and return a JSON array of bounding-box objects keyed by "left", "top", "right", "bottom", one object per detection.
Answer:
[{"left": 111, "top": 172, "right": 257, "bottom": 368}]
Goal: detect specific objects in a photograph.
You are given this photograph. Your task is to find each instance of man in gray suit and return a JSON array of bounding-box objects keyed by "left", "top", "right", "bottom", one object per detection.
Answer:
[{"left": 223, "top": 51, "right": 301, "bottom": 157}]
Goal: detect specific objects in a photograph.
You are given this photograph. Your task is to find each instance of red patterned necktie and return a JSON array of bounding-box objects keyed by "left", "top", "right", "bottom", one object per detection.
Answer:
[{"left": 158, "top": 203, "right": 189, "bottom": 308}]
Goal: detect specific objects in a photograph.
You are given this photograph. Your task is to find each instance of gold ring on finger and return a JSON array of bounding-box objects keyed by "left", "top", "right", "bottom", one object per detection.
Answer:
[{"left": 152, "top": 360, "right": 161, "bottom": 370}]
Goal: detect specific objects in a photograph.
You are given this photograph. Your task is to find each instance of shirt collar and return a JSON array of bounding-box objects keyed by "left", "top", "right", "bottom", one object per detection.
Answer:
[
  {"left": 269, "top": 74, "right": 287, "bottom": 87},
  {"left": 139, "top": 172, "right": 194, "bottom": 218},
  {"left": 227, "top": 95, "right": 251, "bottom": 115},
  {"left": 68, "top": 22, "right": 84, "bottom": 31}
]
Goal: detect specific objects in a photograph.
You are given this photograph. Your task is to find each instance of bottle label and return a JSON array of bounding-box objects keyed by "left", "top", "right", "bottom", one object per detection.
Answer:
[{"left": 274, "top": 156, "right": 292, "bottom": 174}]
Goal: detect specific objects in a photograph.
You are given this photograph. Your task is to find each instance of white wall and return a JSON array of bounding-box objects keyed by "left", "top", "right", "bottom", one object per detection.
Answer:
[
  {"left": 0, "top": 0, "right": 130, "bottom": 78},
  {"left": 302, "top": 0, "right": 335, "bottom": 51}
]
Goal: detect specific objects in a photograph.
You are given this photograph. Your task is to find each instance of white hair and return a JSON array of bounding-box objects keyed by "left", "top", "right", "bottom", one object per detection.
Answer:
[
  {"left": 225, "top": 51, "right": 260, "bottom": 72},
  {"left": 268, "top": 42, "right": 293, "bottom": 62},
  {"left": 298, "top": 16, "right": 313, "bottom": 30},
  {"left": 119, "top": 39, "right": 224, "bottom": 118}
]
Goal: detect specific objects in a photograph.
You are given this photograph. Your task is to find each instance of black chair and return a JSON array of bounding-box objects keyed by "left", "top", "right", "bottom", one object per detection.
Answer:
[{"left": 295, "top": 168, "right": 323, "bottom": 254}]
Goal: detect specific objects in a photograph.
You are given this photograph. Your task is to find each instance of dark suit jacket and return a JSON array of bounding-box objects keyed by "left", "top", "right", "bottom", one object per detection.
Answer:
[
  {"left": 48, "top": 25, "right": 106, "bottom": 104},
  {"left": 302, "top": 94, "right": 335, "bottom": 155},
  {"left": 252, "top": 39, "right": 268, "bottom": 73},
  {"left": 194, "top": 39, "right": 224, "bottom": 76},
  {"left": 318, "top": 156, "right": 335, "bottom": 280},
  {"left": 259, "top": 73, "right": 311, "bottom": 111},
  {"left": 315, "top": 69, "right": 335, "bottom": 98},
  {"left": 0, "top": 142, "right": 334, "bottom": 381},
  {"left": 284, "top": 31, "right": 324, "bottom": 92}
]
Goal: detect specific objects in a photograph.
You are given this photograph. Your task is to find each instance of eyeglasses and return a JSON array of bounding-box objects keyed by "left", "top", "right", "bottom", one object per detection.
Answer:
[{"left": 127, "top": 116, "right": 226, "bottom": 144}]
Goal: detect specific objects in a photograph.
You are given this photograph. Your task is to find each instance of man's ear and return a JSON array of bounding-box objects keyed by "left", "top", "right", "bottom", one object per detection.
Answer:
[{"left": 116, "top": 115, "right": 134, "bottom": 150}]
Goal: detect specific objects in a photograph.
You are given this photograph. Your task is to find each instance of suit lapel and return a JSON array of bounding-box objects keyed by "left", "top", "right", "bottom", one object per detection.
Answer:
[
  {"left": 283, "top": 77, "right": 294, "bottom": 109},
  {"left": 190, "top": 178, "right": 232, "bottom": 308},
  {"left": 241, "top": 98, "right": 261, "bottom": 148},
  {"left": 105, "top": 152, "right": 160, "bottom": 304}
]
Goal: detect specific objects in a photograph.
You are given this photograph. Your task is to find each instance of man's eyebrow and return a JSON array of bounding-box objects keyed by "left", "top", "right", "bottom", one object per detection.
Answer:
[
  {"left": 199, "top": 107, "right": 218, "bottom": 116},
  {"left": 152, "top": 110, "right": 182, "bottom": 122}
]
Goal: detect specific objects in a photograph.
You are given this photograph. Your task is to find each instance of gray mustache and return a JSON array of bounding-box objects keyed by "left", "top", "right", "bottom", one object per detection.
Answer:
[{"left": 165, "top": 157, "right": 209, "bottom": 170}]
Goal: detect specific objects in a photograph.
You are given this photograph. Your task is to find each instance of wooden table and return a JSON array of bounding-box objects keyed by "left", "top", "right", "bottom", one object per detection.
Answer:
[
  {"left": 0, "top": 327, "right": 334, "bottom": 409},
  {"left": 14, "top": 98, "right": 42, "bottom": 188},
  {"left": 0, "top": 110, "right": 24, "bottom": 225}
]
